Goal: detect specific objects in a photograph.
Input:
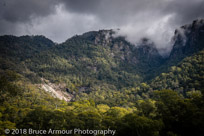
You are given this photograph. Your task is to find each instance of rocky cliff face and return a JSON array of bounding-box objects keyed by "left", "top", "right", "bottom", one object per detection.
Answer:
[
  {"left": 80, "top": 19, "right": 204, "bottom": 67},
  {"left": 170, "top": 19, "right": 204, "bottom": 61},
  {"left": 71, "top": 29, "right": 164, "bottom": 69}
]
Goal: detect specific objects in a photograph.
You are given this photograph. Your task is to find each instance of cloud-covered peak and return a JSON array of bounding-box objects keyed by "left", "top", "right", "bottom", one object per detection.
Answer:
[{"left": 0, "top": 0, "right": 203, "bottom": 54}]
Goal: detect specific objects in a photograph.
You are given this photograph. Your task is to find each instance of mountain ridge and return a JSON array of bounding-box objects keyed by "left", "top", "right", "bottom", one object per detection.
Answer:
[{"left": 0, "top": 19, "right": 203, "bottom": 100}]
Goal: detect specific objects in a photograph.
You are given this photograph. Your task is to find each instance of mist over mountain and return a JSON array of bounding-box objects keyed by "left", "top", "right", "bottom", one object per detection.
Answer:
[
  {"left": 0, "top": 15, "right": 204, "bottom": 136},
  {"left": 0, "top": 19, "right": 203, "bottom": 93},
  {"left": 1, "top": 0, "right": 204, "bottom": 45},
  {"left": 170, "top": 19, "right": 204, "bottom": 59}
]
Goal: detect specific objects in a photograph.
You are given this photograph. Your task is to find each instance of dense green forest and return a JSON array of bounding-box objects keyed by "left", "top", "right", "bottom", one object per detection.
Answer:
[{"left": 0, "top": 19, "right": 204, "bottom": 136}]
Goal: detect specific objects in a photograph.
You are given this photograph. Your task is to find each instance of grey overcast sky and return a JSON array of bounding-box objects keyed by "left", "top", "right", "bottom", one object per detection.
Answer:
[{"left": 0, "top": 0, "right": 204, "bottom": 51}]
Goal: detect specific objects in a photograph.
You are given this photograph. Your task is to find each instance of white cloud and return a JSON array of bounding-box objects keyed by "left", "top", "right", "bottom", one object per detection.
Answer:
[{"left": 114, "top": 13, "right": 176, "bottom": 55}]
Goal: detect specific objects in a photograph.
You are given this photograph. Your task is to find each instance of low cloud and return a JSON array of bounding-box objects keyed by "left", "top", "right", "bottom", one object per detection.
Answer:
[{"left": 114, "top": 14, "right": 176, "bottom": 55}]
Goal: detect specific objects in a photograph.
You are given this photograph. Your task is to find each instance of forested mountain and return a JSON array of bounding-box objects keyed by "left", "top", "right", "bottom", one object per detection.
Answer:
[{"left": 0, "top": 19, "right": 203, "bottom": 136}]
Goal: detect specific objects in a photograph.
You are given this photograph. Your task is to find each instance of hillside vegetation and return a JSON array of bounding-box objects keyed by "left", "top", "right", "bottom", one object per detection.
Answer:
[{"left": 0, "top": 19, "right": 204, "bottom": 136}]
